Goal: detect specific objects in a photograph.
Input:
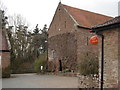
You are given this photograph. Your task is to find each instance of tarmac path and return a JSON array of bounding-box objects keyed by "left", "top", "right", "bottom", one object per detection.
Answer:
[{"left": 2, "top": 73, "right": 78, "bottom": 88}]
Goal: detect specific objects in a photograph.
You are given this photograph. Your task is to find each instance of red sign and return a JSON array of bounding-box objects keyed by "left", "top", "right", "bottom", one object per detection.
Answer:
[{"left": 90, "top": 35, "right": 98, "bottom": 45}]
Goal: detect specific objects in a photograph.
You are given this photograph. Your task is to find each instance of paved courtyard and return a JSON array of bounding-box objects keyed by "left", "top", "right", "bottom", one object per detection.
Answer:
[{"left": 2, "top": 73, "right": 78, "bottom": 88}]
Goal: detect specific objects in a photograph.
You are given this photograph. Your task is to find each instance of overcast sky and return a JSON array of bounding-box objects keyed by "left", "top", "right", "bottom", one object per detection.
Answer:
[{"left": 1, "top": 0, "right": 120, "bottom": 30}]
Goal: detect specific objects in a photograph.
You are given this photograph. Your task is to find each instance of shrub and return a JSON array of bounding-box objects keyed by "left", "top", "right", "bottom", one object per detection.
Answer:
[
  {"left": 2, "top": 66, "right": 11, "bottom": 78},
  {"left": 34, "top": 53, "right": 47, "bottom": 73},
  {"left": 63, "top": 69, "right": 71, "bottom": 73},
  {"left": 78, "top": 52, "right": 98, "bottom": 76}
]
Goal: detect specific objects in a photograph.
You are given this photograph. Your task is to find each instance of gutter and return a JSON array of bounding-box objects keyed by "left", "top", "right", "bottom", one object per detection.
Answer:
[
  {"left": 92, "top": 22, "right": 120, "bottom": 32},
  {"left": 77, "top": 25, "right": 91, "bottom": 30}
]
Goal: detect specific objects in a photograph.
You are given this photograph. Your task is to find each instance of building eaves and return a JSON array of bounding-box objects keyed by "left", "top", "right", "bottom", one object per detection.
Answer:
[{"left": 91, "top": 16, "right": 120, "bottom": 32}]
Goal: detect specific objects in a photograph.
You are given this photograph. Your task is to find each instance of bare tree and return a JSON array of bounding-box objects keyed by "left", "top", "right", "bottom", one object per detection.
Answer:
[
  {"left": 6, "top": 14, "right": 32, "bottom": 71},
  {"left": 8, "top": 14, "right": 27, "bottom": 27},
  {"left": 0, "top": 0, "right": 7, "bottom": 13}
]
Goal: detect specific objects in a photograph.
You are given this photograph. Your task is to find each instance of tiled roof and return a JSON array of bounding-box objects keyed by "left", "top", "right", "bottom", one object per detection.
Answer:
[
  {"left": 62, "top": 4, "right": 113, "bottom": 28},
  {"left": 92, "top": 16, "right": 120, "bottom": 28}
]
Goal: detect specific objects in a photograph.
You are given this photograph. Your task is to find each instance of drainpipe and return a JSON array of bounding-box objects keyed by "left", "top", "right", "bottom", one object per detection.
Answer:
[{"left": 96, "top": 32, "right": 104, "bottom": 90}]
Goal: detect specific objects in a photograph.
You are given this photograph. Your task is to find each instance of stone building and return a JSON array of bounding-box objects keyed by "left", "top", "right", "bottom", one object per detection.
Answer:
[
  {"left": 48, "top": 2, "right": 112, "bottom": 72},
  {"left": 91, "top": 16, "right": 120, "bottom": 88},
  {"left": 0, "top": 10, "right": 11, "bottom": 78}
]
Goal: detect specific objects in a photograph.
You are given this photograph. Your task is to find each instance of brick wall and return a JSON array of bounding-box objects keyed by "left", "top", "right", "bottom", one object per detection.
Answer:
[
  {"left": 0, "top": 52, "right": 10, "bottom": 78},
  {"left": 0, "top": 26, "right": 11, "bottom": 77},
  {"left": 48, "top": 4, "right": 75, "bottom": 38},
  {"left": 1, "top": 52, "right": 10, "bottom": 68}
]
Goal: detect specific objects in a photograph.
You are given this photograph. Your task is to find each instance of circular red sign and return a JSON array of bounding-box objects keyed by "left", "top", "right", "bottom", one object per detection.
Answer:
[{"left": 90, "top": 35, "right": 98, "bottom": 45}]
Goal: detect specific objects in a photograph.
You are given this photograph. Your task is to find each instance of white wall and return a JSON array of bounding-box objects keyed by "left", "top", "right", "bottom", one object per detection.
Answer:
[{"left": 118, "top": 1, "right": 120, "bottom": 16}]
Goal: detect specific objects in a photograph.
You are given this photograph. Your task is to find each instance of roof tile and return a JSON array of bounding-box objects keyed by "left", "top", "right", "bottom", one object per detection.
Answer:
[
  {"left": 62, "top": 4, "right": 113, "bottom": 28},
  {"left": 92, "top": 16, "right": 120, "bottom": 28}
]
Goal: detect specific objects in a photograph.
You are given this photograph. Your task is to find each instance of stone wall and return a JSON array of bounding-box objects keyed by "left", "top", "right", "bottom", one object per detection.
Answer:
[
  {"left": 118, "top": 28, "right": 120, "bottom": 88},
  {"left": 48, "top": 3, "right": 78, "bottom": 72},
  {"left": 48, "top": 2, "right": 99, "bottom": 76},
  {"left": 75, "top": 28, "right": 99, "bottom": 73},
  {"left": 98, "top": 28, "right": 119, "bottom": 88},
  {"left": 78, "top": 75, "right": 99, "bottom": 88},
  {"left": 48, "top": 28, "right": 99, "bottom": 74},
  {"left": 48, "top": 32, "right": 77, "bottom": 72}
]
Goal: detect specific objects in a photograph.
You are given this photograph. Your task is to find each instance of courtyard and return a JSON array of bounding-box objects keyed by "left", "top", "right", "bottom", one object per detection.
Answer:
[{"left": 2, "top": 73, "right": 78, "bottom": 88}]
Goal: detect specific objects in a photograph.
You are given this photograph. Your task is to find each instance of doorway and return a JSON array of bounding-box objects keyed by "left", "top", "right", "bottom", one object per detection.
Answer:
[{"left": 59, "top": 60, "right": 62, "bottom": 71}]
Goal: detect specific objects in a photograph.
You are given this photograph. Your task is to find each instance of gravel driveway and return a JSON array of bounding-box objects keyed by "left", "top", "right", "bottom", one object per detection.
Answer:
[{"left": 2, "top": 73, "right": 78, "bottom": 88}]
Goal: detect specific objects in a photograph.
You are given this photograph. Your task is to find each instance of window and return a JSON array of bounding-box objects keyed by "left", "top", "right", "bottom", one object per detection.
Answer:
[{"left": 51, "top": 50, "right": 56, "bottom": 58}]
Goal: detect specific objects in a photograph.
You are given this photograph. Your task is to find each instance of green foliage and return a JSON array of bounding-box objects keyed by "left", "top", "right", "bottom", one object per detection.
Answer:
[
  {"left": 34, "top": 53, "right": 47, "bottom": 73},
  {"left": 78, "top": 52, "right": 98, "bottom": 76},
  {"left": 6, "top": 20, "right": 48, "bottom": 73},
  {"left": 63, "top": 69, "right": 71, "bottom": 73}
]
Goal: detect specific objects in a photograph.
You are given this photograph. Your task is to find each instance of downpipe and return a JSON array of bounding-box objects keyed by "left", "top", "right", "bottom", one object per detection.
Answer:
[{"left": 96, "top": 32, "right": 104, "bottom": 90}]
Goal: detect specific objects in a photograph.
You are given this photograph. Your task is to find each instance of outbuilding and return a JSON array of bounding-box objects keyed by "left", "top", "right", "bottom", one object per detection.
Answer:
[
  {"left": 91, "top": 16, "right": 120, "bottom": 88},
  {"left": 48, "top": 2, "right": 112, "bottom": 73}
]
